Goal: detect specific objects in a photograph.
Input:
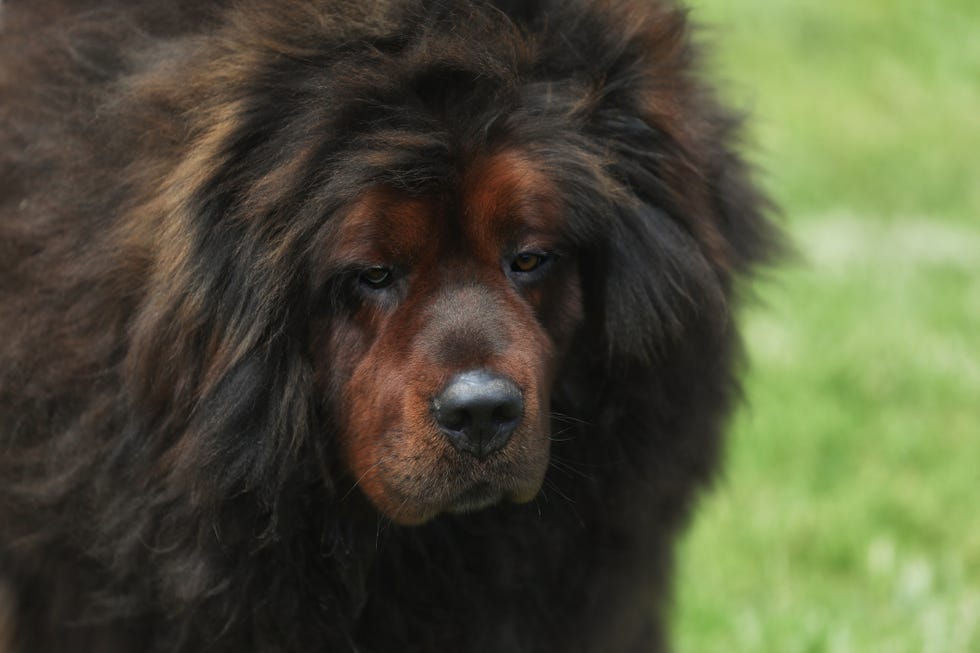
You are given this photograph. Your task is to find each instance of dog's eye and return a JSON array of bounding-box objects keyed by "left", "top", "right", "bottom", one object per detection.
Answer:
[
  {"left": 511, "top": 252, "right": 546, "bottom": 273},
  {"left": 359, "top": 266, "right": 393, "bottom": 289}
]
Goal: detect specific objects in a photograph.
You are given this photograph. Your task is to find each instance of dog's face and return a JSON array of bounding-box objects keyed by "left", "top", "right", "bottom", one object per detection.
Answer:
[
  {"left": 112, "top": 2, "right": 766, "bottom": 538},
  {"left": 309, "top": 151, "right": 582, "bottom": 524}
]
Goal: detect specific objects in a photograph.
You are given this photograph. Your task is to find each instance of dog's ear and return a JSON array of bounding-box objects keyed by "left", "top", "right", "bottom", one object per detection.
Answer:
[
  {"left": 594, "top": 200, "right": 728, "bottom": 367},
  {"left": 557, "top": 0, "right": 778, "bottom": 369},
  {"left": 591, "top": 114, "right": 778, "bottom": 368},
  {"left": 121, "top": 202, "right": 318, "bottom": 507},
  {"left": 585, "top": 93, "right": 777, "bottom": 369}
]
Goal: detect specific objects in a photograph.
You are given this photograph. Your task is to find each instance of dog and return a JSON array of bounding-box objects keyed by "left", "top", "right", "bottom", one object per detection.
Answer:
[{"left": 0, "top": 1, "right": 777, "bottom": 651}]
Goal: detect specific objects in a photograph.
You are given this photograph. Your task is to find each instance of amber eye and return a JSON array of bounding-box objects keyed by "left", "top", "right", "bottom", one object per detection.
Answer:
[
  {"left": 359, "top": 266, "right": 393, "bottom": 289},
  {"left": 511, "top": 252, "right": 544, "bottom": 273}
]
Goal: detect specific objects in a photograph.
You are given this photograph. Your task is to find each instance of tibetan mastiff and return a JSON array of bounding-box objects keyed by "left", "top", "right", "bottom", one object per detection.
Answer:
[{"left": 0, "top": 0, "right": 777, "bottom": 651}]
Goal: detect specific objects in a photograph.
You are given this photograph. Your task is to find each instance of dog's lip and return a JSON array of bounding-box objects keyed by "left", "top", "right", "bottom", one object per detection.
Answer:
[
  {"left": 439, "top": 446, "right": 550, "bottom": 513},
  {"left": 369, "top": 431, "right": 550, "bottom": 522},
  {"left": 444, "top": 472, "right": 546, "bottom": 514},
  {"left": 445, "top": 481, "right": 503, "bottom": 514},
  {"left": 380, "top": 471, "right": 545, "bottom": 523}
]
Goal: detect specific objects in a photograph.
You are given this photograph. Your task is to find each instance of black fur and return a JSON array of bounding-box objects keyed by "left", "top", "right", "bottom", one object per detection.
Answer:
[{"left": 0, "top": 1, "right": 778, "bottom": 651}]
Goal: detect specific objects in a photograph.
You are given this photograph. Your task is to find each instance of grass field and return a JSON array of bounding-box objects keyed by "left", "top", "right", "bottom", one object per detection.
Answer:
[{"left": 672, "top": 1, "right": 980, "bottom": 651}]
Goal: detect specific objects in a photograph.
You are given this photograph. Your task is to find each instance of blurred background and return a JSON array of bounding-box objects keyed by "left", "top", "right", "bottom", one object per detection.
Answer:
[{"left": 672, "top": 0, "right": 980, "bottom": 651}]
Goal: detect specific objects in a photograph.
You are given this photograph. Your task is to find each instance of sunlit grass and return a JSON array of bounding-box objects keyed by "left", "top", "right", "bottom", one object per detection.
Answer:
[
  {"left": 689, "top": 0, "right": 980, "bottom": 223},
  {"left": 672, "top": 0, "right": 980, "bottom": 651},
  {"left": 676, "top": 218, "right": 980, "bottom": 652}
]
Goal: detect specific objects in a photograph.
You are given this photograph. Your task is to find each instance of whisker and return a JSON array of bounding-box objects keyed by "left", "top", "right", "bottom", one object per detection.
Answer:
[
  {"left": 549, "top": 411, "right": 593, "bottom": 427},
  {"left": 549, "top": 425, "right": 578, "bottom": 442},
  {"left": 542, "top": 478, "right": 575, "bottom": 506},
  {"left": 339, "top": 458, "right": 388, "bottom": 503},
  {"left": 548, "top": 457, "right": 591, "bottom": 480},
  {"left": 542, "top": 479, "right": 586, "bottom": 529}
]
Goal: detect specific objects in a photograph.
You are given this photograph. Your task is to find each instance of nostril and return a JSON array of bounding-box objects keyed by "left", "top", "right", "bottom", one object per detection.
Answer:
[
  {"left": 432, "top": 369, "right": 524, "bottom": 458},
  {"left": 438, "top": 407, "right": 469, "bottom": 432},
  {"left": 492, "top": 403, "right": 521, "bottom": 422},
  {"left": 488, "top": 406, "right": 520, "bottom": 438}
]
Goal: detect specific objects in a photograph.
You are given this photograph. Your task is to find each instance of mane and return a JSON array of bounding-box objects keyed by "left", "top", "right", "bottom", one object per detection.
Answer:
[{"left": 0, "top": 2, "right": 778, "bottom": 650}]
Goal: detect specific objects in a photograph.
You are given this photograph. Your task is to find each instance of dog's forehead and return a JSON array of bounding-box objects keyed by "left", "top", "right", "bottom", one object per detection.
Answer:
[
  {"left": 328, "top": 150, "right": 562, "bottom": 264},
  {"left": 458, "top": 150, "right": 562, "bottom": 245}
]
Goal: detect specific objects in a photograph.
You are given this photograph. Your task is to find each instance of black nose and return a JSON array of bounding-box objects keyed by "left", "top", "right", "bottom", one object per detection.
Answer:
[{"left": 432, "top": 370, "right": 524, "bottom": 459}]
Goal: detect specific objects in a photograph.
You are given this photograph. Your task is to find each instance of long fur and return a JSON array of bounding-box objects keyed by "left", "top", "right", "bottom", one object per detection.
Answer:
[{"left": 0, "top": 1, "right": 778, "bottom": 651}]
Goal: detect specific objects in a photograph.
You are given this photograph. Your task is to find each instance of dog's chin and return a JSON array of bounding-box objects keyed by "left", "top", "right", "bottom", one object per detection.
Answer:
[
  {"left": 444, "top": 480, "right": 545, "bottom": 515},
  {"left": 445, "top": 482, "right": 504, "bottom": 514},
  {"left": 372, "top": 468, "right": 547, "bottom": 526}
]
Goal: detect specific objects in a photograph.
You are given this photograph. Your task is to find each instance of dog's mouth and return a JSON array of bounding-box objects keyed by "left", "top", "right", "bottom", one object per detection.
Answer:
[
  {"left": 446, "top": 482, "right": 502, "bottom": 514},
  {"left": 445, "top": 477, "right": 544, "bottom": 515},
  {"left": 358, "top": 434, "right": 550, "bottom": 525}
]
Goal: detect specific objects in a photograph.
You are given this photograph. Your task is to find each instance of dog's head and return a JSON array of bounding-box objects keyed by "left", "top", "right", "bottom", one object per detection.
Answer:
[{"left": 118, "top": 1, "right": 772, "bottom": 527}]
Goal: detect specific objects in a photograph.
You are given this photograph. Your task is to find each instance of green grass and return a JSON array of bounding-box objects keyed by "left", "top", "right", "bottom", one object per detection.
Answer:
[{"left": 673, "top": 1, "right": 980, "bottom": 651}]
